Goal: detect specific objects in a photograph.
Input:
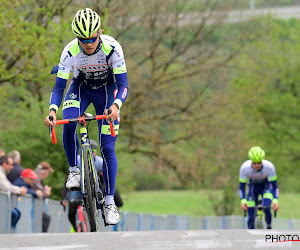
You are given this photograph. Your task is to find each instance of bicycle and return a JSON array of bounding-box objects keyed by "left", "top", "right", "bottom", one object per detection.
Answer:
[
  {"left": 243, "top": 194, "right": 277, "bottom": 229},
  {"left": 76, "top": 204, "right": 88, "bottom": 232},
  {"left": 49, "top": 111, "right": 116, "bottom": 232}
]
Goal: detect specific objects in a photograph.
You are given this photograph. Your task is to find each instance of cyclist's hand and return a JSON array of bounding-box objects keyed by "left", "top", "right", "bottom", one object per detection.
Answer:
[
  {"left": 105, "top": 104, "right": 118, "bottom": 121},
  {"left": 45, "top": 111, "right": 56, "bottom": 128},
  {"left": 272, "top": 203, "right": 279, "bottom": 211},
  {"left": 19, "top": 186, "right": 28, "bottom": 196},
  {"left": 241, "top": 203, "right": 248, "bottom": 211}
]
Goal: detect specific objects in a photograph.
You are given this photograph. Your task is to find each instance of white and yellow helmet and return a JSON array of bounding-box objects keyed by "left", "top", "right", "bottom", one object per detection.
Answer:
[{"left": 71, "top": 8, "right": 101, "bottom": 38}]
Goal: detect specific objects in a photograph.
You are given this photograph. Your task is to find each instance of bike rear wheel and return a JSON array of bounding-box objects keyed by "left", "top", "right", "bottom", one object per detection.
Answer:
[{"left": 82, "top": 146, "right": 100, "bottom": 232}]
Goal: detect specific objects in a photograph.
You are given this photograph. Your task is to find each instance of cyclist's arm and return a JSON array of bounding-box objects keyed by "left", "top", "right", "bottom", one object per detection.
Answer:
[
  {"left": 239, "top": 163, "right": 248, "bottom": 204},
  {"left": 269, "top": 179, "right": 279, "bottom": 203},
  {"left": 239, "top": 181, "right": 247, "bottom": 203},
  {"left": 110, "top": 43, "right": 128, "bottom": 110},
  {"left": 267, "top": 163, "right": 279, "bottom": 204},
  {"left": 49, "top": 43, "right": 74, "bottom": 113},
  {"left": 49, "top": 77, "right": 67, "bottom": 113}
]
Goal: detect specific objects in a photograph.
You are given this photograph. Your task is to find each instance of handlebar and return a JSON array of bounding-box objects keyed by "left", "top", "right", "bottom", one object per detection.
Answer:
[
  {"left": 243, "top": 206, "right": 277, "bottom": 218},
  {"left": 49, "top": 112, "right": 116, "bottom": 144}
]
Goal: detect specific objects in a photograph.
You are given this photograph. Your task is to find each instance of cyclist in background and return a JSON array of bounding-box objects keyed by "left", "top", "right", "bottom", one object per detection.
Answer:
[
  {"left": 44, "top": 8, "right": 128, "bottom": 225},
  {"left": 239, "top": 146, "right": 279, "bottom": 229}
]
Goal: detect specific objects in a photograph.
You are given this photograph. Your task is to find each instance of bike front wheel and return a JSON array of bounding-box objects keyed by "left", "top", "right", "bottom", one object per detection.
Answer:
[
  {"left": 255, "top": 215, "right": 264, "bottom": 229},
  {"left": 82, "top": 146, "right": 100, "bottom": 232}
]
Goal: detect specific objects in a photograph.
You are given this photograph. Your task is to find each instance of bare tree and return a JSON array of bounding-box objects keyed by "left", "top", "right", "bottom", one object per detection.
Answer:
[{"left": 82, "top": 0, "right": 252, "bottom": 181}]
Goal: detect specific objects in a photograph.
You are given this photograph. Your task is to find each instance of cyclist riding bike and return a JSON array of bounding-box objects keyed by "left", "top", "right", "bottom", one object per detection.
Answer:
[
  {"left": 239, "top": 146, "right": 279, "bottom": 229},
  {"left": 45, "top": 8, "right": 128, "bottom": 225}
]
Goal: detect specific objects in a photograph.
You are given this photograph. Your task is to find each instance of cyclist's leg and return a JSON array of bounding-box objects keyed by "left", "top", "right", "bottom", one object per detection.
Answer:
[
  {"left": 91, "top": 84, "right": 119, "bottom": 201},
  {"left": 246, "top": 183, "right": 256, "bottom": 229},
  {"left": 247, "top": 204, "right": 255, "bottom": 229},
  {"left": 263, "top": 191, "right": 273, "bottom": 228},
  {"left": 62, "top": 80, "right": 91, "bottom": 187},
  {"left": 91, "top": 84, "right": 120, "bottom": 224}
]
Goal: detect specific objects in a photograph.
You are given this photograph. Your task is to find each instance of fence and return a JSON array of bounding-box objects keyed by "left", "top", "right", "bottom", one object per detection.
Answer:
[{"left": 1, "top": 191, "right": 299, "bottom": 233}]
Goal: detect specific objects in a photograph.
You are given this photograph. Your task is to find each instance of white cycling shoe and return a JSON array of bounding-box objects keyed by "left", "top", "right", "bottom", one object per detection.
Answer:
[
  {"left": 66, "top": 171, "right": 81, "bottom": 189},
  {"left": 104, "top": 204, "right": 120, "bottom": 225}
]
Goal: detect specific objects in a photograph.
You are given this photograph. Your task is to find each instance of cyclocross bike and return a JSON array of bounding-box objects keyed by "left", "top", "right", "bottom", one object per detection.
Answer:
[
  {"left": 244, "top": 194, "right": 277, "bottom": 229},
  {"left": 49, "top": 111, "right": 116, "bottom": 232}
]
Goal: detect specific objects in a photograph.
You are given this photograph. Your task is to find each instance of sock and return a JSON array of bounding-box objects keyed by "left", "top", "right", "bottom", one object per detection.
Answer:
[
  {"left": 69, "top": 166, "right": 80, "bottom": 173},
  {"left": 105, "top": 195, "right": 115, "bottom": 205}
]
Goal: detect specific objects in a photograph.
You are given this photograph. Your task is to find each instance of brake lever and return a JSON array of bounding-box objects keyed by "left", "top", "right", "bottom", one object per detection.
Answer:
[
  {"left": 107, "top": 108, "right": 116, "bottom": 131},
  {"left": 49, "top": 115, "right": 53, "bottom": 137}
]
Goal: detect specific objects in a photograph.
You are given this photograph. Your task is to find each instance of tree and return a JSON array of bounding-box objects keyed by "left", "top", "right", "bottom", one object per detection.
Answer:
[
  {"left": 0, "top": 0, "right": 72, "bottom": 113},
  {"left": 232, "top": 17, "right": 300, "bottom": 193},
  {"left": 90, "top": 0, "right": 255, "bottom": 191}
]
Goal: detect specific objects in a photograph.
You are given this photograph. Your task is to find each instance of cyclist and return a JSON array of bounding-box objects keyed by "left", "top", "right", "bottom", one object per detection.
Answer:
[
  {"left": 239, "top": 146, "right": 279, "bottom": 229},
  {"left": 45, "top": 8, "right": 128, "bottom": 225}
]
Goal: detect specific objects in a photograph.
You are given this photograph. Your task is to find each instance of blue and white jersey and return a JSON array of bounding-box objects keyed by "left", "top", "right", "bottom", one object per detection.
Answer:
[
  {"left": 239, "top": 160, "right": 277, "bottom": 184},
  {"left": 49, "top": 34, "right": 128, "bottom": 112}
]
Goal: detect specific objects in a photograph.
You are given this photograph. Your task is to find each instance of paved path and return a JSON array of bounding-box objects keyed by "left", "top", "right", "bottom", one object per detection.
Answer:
[
  {"left": 177, "top": 5, "right": 300, "bottom": 26},
  {"left": 1, "top": 230, "right": 300, "bottom": 250}
]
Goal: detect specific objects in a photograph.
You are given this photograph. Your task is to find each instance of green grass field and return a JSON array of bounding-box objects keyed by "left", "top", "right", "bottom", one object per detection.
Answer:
[{"left": 120, "top": 190, "right": 300, "bottom": 219}]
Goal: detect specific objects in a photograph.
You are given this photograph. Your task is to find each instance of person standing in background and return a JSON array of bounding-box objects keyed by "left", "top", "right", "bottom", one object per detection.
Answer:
[
  {"left": 32, "top": 162, "right": 54, "bottom": 233},
  {"left": 13, "top": 169, "right": 43, "bottom": 198},
  {"left": 0, "top": 155, "right": 27, "bottom": 196},
  {"left": 33, "top": 162, "right": 54, "bottom": 198},
  {"left": 0, "top": 155, "right": 27, "bottom": 231},
  {"left": 7, "top": 150, "right": 25, "bottom": 183}
]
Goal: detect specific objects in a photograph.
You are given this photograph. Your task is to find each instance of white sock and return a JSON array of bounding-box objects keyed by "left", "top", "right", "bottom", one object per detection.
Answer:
[
  {"left": 69, "top": 166, "right": 80, "bottom": 173},
  {"left": 105, "top": 195, "right": 115, "bottom": 205}
]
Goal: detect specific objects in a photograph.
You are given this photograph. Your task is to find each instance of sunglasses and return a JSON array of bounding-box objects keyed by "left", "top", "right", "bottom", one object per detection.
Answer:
[
  {"left": 252, "top": 162, "right": 262, "bottom": 165},
  {"left": 78, "top": 32, "right": 99, "bottom": 44}
]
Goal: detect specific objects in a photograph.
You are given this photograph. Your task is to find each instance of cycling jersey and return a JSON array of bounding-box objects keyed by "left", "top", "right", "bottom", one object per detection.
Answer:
[
  {"left": 49, "top": 34, "right": 128, "bottom": 112},
  {"left": 239, "top": 159, "right": 279, "bottom": 201},
  {"left": 49, "top": 34, "right": 128, "bottom": 196}
]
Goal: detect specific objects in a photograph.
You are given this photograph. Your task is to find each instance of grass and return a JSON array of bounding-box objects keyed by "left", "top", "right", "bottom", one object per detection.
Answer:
[{"left": 120, "top": 190, "right": 300, "bottom": 219}]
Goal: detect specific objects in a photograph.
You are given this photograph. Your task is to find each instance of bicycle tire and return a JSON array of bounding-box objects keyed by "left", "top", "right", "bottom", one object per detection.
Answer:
[
  {"left": 255, "top": 213, "right": 264, "bottom": 229},
  {"left": 97, "top": 177, "right": 108, "bottom": 226},
  {"left": 82, "top": 146, "right": 100, "bottom": 232}
]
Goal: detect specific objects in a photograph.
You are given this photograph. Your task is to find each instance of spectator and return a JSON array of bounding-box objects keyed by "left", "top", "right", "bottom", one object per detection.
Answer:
[
  {"left": 13, "top": 169, "right": 43, "bottom": 198},
  {"left": 32, "top": 162, "right": 54, "bottom": 233},
  {"left": 0, "top": 155, "right": 27, "bottom": 230},
  {"left": 7, "top": 150, "right": 25, "bottom": 183},
  {"left": 33, "top": 162, "right": 54, "bottom": 198},
  {"left": 0, "top": 148, "right": 5, "bottom": 157},
  {"left": 0, "top": 155, "right": 27, "bottom": 195},
  {"left": 60, "top": 187, "right": 82, "bottom": 232}
]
